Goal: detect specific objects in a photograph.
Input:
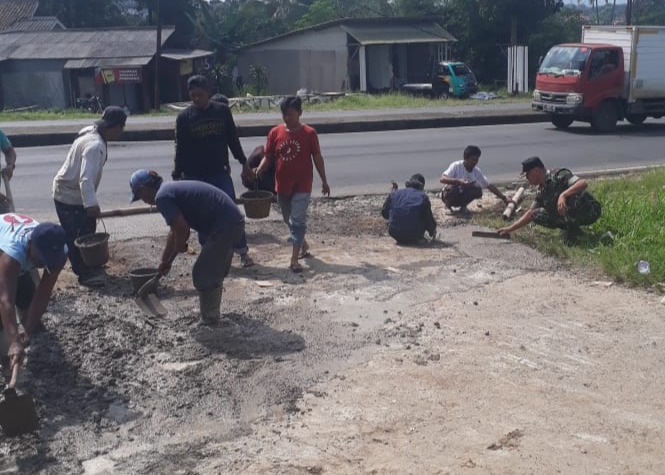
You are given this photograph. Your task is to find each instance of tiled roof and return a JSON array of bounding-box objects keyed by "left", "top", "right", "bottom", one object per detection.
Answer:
[{"left": 0, "top": 0, "right": 38, "bottom": 31}]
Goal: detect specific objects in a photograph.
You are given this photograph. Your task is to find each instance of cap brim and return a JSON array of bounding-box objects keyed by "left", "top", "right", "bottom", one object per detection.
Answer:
[{"left": 37, "top": 248, "right": 68, "bottom": 273}]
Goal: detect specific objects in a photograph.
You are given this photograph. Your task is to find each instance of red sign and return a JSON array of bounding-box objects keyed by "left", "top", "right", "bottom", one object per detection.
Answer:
[
  {"left": 96, "top": 68, "right": 143, "bottom": 85},
  {"left": 3, "top": 213, "right": 33, "bottom": 225}
]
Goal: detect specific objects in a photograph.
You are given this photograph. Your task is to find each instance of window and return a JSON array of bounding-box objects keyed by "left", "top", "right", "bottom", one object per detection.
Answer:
[{"left": 589, "top": 49, "right": 619, "bottom": 80}]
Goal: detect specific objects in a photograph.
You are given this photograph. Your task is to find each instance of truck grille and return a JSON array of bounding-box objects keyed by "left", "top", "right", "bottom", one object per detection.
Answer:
[{"left": 540, "top": 92, "right": 567, "bottom": 104}]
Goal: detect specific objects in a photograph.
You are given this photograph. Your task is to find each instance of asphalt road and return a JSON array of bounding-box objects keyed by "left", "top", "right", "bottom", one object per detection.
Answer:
[{"left": 10, "top": 120, "right": 665, "bottom": 221}]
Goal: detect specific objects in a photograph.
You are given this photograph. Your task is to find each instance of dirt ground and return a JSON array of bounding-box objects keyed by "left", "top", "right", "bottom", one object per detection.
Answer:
[{"left": 1, "top": 194, "right": 664, "bottom": 475}]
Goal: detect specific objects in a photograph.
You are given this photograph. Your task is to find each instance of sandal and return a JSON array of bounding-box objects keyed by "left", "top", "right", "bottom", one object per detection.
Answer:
[
  {"left": 298, "top": 250, "right": 312, "bottom": 259},
  {"left": 240, "top": 254, "right": 255, "bottom": 268},
  {"left": 289, "top": 263, "right": 303, "bottom": 273}
]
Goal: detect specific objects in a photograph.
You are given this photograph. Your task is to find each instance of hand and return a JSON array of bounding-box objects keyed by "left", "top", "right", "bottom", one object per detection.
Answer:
[
  {"left": 178, "top": 240, "right": 189, "bottom": 253},
  {"left": 322, "top": 182, "right": 331, "bottom": 197},
  {"left": 557, "top": 195, "right": 568, "bottom": 216},
  {"left": 158, "top": 260, "right": 172, "bottom": 276},
  {"left": 86, "top": 205, "right": 101, "bottom": 218},
  {"left": 242, "top": 163, "right": 256, "bottom": 181},
  {"left": 497, "top": 227, "right": 511, "bottom": 236},
  {"left": 8, "top": 339, "right": 24, "bottom": 369},
  {"left": 19, "top": 330, "right": 31, "bottom": 347},
  {"left": 502, "top": 196, "right": 511, "bottom": 205},
  {"left": 2, "top": 165, "right": 15, "bottom": 180}
]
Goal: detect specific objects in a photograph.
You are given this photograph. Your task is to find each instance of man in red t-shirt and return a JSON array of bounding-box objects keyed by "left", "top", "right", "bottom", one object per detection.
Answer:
[{"left": 256, "top": 96, "right": 330, "bottom": 273}]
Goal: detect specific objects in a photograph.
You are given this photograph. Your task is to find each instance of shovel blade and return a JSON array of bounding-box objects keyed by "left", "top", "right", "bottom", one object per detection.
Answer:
[
  {"left": 135, "top": 293, "right": 168, "bottom": 318},
  {"left": 471, "top": 231, "right": 511, "bottom": 240},
  {"left": 0, "top": 389, "right": 39, "bottom": 436}
]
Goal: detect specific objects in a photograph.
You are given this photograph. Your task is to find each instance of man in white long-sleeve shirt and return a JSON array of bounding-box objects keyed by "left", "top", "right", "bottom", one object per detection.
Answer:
[{"left": 52, "top": 106, "right": 126, "bottom": 287}]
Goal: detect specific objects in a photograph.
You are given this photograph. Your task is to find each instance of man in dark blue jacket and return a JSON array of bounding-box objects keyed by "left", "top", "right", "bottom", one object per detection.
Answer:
[{"left": 381, "top": 174, "right": 437, "bottom": 244}]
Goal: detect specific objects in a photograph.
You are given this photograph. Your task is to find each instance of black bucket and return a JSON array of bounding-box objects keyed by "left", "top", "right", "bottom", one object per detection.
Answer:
[{"left": 75, "top": 233, "right": 110, "bottom": 268}]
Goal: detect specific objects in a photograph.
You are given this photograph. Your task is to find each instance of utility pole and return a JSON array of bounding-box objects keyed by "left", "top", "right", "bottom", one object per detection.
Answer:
[
  {"left": 154, "top": 0, "right": 162, "bottom": 112},
  {"left": 626, "top": 0, "right": 633, "bottom": 25}
]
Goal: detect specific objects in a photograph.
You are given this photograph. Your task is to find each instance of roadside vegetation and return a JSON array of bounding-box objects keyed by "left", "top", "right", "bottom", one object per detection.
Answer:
[
  {"left": 0, "top": 92, "right": 531, "bottom": 121},
  {"left": 475, "top": 169, "right": 665, "bottom": 288}
]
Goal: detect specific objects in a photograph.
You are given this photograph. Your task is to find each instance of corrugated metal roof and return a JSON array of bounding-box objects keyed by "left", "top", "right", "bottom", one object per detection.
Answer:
[
  {"left": 161, "top": 49, "right": 213, "bottom": 61},
  {"left": 236, "top": 17, "right": 457, "bottom": 51},
  {"left": 6, "top": 16, "right": 65, "bottom": 31},
  {"left": 341, "top": 23, "right": 456, "bottom": 45},
  {"left": 64, "top": 56, "right": 153, "bottom": 69},
  {"left": 0, "top": 0, "right": 37, "bottom": 31},
  {"left": 0, "top": 27, "right": 175, "bottom": 61}
]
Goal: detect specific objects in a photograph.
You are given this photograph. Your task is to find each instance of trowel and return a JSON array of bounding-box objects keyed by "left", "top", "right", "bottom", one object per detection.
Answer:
[
  {"left": 0, "top": 362, "right": 39, "bottom": 436},
  {"left": 471, "top": 231, "right": 511, "bottom": 240}
]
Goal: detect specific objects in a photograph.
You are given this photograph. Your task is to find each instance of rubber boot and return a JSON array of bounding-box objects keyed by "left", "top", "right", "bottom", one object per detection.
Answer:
[{"left": 199, "top": 286, "right": 222, "bottom": 324}]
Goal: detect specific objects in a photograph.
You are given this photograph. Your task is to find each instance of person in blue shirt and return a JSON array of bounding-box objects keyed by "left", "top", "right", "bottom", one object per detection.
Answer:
[
  {"left": 129, "top": 170, "right": 245, "bottom": 325},
  {"left": 381, "top": 174, "right": 437, "bottom": 244},
  {"left": 0, "top": 216, "right": 68, "bottom": 373}
]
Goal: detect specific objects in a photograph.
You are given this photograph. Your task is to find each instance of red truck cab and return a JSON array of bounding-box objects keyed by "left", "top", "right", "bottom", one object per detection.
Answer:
[{"left": 532, "top": 43, "right": 627, "bottom": 131}]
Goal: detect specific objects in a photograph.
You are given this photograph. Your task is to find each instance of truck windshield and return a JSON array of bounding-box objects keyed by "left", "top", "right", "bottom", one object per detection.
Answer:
[
  {"left": 539, "top": 46, "right": 590, "bottom": 76},
  {"left": 451, "top": 65, "right": 471, "bottom": 76}
]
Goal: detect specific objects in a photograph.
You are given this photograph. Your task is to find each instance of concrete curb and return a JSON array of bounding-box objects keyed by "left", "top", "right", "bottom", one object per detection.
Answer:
[
  {"left": 100, "top": 164, "right": 665, "bottom": 219},
  {"left": 9, "top": 112, "right": 548, "bottom": 147}
]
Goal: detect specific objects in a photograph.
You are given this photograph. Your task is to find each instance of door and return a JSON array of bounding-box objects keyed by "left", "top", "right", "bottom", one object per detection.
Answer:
[{"left": 585, "top": 48, "right": 623, "bottom": 108}]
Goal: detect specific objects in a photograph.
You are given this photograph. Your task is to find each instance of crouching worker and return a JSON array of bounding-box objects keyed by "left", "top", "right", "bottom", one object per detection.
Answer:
[
  {"left": 129, "top": 170, "right": 245, "bottom": 324},
  {"left": 381, "top": 174, "right": 437, "bottom": 244},
  {"left": 0, "top": 216, "right": 67, "bottom": 371},
  {"left": 498, "top": 157, "right": 601, "bottom": 246}
]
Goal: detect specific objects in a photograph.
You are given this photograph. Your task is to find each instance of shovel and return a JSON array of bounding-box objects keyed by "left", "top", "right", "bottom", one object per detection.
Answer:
[
  {"left": 0, "top": 361, "right": 39, "bottom": 436},
  {"left": 471, "top": 231, "right": 511, "bottom": 240},
  {"left": 135, "top": 252, "right": 177, "bottom": 317}
]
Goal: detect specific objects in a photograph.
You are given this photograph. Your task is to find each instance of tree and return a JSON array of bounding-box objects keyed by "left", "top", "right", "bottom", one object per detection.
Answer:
[{"left": 36, "top": 0, "right": 128, "bottom": 27}]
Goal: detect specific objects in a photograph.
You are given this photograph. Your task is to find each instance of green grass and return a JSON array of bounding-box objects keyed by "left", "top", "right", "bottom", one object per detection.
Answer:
[
  {"left": 475, "top": 169, "right": 665, "bottom": 288},
  {"left": 0, "top": 108, "right": 175, "bottom": 122},
  {"left": 0, "top": 92, "right": 531, "bottom": 120},
  {"left": 303, "top": 92, "right": 530, "bottom": 112}
]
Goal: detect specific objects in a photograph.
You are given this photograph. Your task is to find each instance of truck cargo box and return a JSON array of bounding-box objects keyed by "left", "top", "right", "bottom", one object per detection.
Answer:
[{"left": 582, "top": 25, "right": 665, "bottom": 102}]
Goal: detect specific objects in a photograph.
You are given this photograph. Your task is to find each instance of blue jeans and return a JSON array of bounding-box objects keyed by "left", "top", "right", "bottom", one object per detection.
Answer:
[
  {"left": 278, "top": 193, "right": 310, "bottom": 247},
  {"left": 54, "top": 200, "right": 97, "bottom": 277},
  {"left": 184, "top": 172, "right": 249, "bottom": 255}
]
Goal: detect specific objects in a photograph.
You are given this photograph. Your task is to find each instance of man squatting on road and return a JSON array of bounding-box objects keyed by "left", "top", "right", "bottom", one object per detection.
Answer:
[
  {"left": 130, "top": 170, "right": 245, "bottom": 324},
  {"left": 381, "top": 174, "right": 437, "bottom": 244},
  {"left": 498, "top": 156, "right": 602, "bottom": 245},
  {"left": 440, "top": 145, "right": 509, "bottom": 213}
]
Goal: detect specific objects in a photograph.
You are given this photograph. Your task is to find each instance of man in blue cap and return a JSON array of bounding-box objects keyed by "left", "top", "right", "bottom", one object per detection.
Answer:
[
  {"left": 129, "top": 170, "right": 245, "bottom": 324},
  {"left": 53, "top": 105, "right": 127, "bottom": 287},
  {"left": 0, "top": 215, "right": 67, "bottom": 373}
]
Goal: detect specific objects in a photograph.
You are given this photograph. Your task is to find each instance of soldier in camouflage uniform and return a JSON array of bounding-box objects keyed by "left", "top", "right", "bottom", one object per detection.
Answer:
[{"left": 498, "top": 157, "right": 601, "bottom": 245}]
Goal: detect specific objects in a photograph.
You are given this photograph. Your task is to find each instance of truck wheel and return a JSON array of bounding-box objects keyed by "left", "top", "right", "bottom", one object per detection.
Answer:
[
  {"left": 627, "top": 114, "right": 647, "bottom": 125},
  {"left": 551, "top": 116, "right": 573, "bottom": 129},
  {"left": 591, "top": 101, "right": 618, "bottom": 133}
]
